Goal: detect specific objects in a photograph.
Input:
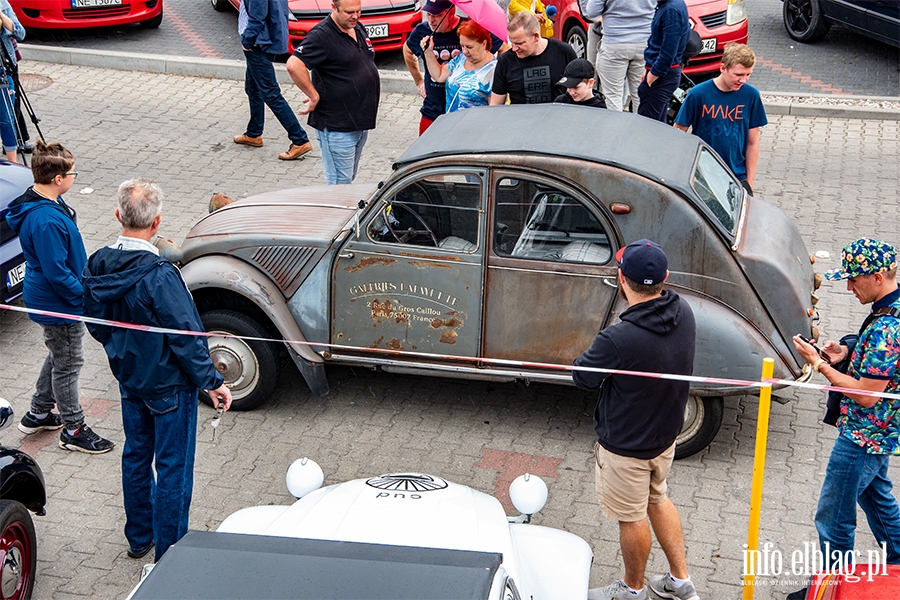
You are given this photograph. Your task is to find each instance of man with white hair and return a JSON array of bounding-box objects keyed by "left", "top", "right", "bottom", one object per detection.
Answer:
[{"left": 83, "top": 178, "right": 232, "bottom": 562}]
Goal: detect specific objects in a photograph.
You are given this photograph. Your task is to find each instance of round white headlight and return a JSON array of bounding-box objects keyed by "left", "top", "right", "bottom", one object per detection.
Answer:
[
  {"left": 286, "top": 458, "right": 324, "bottom": 499},
  {"left": 509, "top": 473, "right": 548, "bottom": 516}
]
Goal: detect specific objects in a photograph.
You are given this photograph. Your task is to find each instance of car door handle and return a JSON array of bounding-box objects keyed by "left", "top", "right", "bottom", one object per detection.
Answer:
[
  {"left": 602, "top": 277, "right": 617, "bottom": 288},
  {"left": 339, "top": 251, "right": 354, "bottom": 259}
]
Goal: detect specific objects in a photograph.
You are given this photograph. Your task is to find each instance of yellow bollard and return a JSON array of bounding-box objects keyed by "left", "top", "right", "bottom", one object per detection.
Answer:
[{"left": 743, "top": 357, "right": 775, "bottom": 600}]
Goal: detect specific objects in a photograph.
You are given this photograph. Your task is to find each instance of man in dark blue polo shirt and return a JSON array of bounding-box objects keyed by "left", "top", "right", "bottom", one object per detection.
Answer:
[
  {"left": 286, "top": 0, "right": 380, "bottom": 184},
  {"left": 636, "top": 0, "right": 689, "bottom": 123}
]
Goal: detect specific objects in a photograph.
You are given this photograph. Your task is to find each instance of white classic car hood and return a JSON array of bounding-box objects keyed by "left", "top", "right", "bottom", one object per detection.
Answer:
[{"left": 218, "top": 473, "right": 515, "bottom": 556}]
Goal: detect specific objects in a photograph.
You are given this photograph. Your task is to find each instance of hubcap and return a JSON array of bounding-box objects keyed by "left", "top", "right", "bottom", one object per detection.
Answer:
[
  {"left": 677, "top": 396, "right": 705, "bottom": 445},
  {"left": 567, "top": 31, "right": 586, "bottom": 59},
  {"left": 1, "top": 546, "right": 22, "bottom": 597},
  {"left": 207, "top": 333, "right": 259, "bottom": 399}
]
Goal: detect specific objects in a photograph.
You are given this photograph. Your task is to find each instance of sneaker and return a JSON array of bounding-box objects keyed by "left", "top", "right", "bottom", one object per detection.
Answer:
[
  {"left": 18, "top": 412, "right": 64, "bottom": 434},
  {"left": 233, "top": 133, "right": 263, "bottom": 147},
  {"left": 588, "top": 580, "right": 648, "bottom": 600},
  {"left": 58, "top": 425, "right": 115, "bottom": 454},
  {"left": 649, "top": 572, "right": 699, "bottom": 600},
  {"left": 278, "top": 141, "right": 312, "bottom": 161},
  {"left": 127, "top": 543, "right": 153, "bottom": 559}
]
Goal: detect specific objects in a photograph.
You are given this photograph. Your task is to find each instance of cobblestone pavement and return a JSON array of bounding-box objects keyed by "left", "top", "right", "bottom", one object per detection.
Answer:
[
  {"left": 18, "top": 0, "right": 900, "bottom": 96},
  {"left": 0, "top": 62, "right": 899, "bottom": 600}
]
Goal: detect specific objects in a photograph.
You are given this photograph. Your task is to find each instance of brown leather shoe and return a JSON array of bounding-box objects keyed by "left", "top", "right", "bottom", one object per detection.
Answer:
[
  {"left": 279, "top": 142, "right": 312, "bottom": 161},
  {"left": 233, "top": 133, "right": 263, "bottom": 147}
]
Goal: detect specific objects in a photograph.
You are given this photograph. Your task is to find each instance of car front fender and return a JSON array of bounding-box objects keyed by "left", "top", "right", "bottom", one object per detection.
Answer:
[
  {"left": 181, "top": 256, "right": 330, "bottom": 397},
  {"left": 0, "top": 446, "right": 46, "bottom": 515}
]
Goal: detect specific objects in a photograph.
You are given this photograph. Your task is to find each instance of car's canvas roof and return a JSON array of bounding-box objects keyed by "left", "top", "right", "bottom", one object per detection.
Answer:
[
  {"left": 395, "top": 104, "right": 702, "bottom": 199},
  {"left": 129, "top": 530, "right": 503, "bottom": 599}
]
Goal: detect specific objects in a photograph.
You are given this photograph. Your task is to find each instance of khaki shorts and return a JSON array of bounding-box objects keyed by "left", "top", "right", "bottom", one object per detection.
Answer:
[{"left": 594, "top": 441, "right": 675, "bottom": 522}]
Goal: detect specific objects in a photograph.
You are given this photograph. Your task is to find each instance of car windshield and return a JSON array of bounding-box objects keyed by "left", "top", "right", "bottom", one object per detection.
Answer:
[{"left": 691, "top": 148, "right": 744, "bottom": 236}]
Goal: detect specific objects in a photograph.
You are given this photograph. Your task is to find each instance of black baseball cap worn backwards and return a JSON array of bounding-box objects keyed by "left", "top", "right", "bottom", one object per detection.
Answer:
[{"left": 616, "top": 239, "right": 668, "bottom": 285}]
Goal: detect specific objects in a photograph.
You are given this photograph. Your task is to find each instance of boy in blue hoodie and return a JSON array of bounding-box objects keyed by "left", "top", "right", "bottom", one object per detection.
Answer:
[{"left": 4, "top": 141, "right": 114, "bottom": 454}]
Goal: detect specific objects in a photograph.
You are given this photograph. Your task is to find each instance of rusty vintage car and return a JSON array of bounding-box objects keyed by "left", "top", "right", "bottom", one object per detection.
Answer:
[{"left": 181, "top": 105, "right": 818, "bottom": 458}]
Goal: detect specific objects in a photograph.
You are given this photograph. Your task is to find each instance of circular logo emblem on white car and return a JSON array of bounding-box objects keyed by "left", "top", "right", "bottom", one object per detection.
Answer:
[{"left": 365, "top": 473, "right": 448, "bottom": 492}]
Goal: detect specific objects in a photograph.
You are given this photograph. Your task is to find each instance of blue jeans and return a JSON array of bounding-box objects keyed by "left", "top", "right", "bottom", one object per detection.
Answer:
[
  {"left": 815, "top": 434, "right": 900, "bottom": 567},
  {"left": 121, "top": 387, "right": 198, "bottom": 562},
  {"left": 243, "top": 48, "right": 309, "bottom": 146},
  {"left": 32, "top": 321, "right": 85, "bottom": 429},
  {"left": 636, "top": 66, "right": 681, "bottom": 123},
  {"left": 315, "top": 128, "right": 368, "bottom": 185}
]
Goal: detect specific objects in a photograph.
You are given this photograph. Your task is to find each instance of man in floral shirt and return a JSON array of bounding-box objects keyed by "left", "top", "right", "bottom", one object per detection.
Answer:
[{"left": 792, "top": 238, "right": 900, "bottom": 594}]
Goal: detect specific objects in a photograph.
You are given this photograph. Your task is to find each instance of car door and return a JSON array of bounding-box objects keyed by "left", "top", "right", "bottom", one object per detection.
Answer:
[
  {"left": 867, "top": 0, "right": 900, "bottom": 45},
  {"left": 483, "top": 171, "right": 619, "bottom": 366},
  {"left": 332, "top": 168, "right": 486, "bottom": 358}
]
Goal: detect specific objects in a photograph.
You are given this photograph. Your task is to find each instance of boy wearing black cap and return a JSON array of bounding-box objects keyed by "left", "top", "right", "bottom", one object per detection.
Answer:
[
  {"left": 573, "top": 239, "right": 699, "bottom": 600},
  {"left": 554, "top": 58, "right": 607, "bottom": 108}
]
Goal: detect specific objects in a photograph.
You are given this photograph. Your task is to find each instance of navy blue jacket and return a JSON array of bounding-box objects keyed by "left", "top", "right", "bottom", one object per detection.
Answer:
[
  {"left": 5, "top": 188, "right": 87, "bottom": 325},
  {"left": 643, "top": 0, "right": 690, "bottom": 79},
  {"left": 83, "top": 246, "right": 224, "bottom": 401},
  {"left": 241, "top": 0, "right": 290, "bottom": 55},
  {"left": 573, "top": 290, "right": 696, "bottom": 459}
]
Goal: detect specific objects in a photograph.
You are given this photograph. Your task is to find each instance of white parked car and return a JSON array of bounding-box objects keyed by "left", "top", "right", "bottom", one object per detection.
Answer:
[{"left": 127, "top": 460, "right": 593, "bottom": 599}]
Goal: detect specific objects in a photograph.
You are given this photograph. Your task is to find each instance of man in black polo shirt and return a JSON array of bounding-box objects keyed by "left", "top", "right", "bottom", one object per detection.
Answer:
[
  {"left": 490, "top": 11, "right": 576, "bottom": 105},
  {"left": 404, "top": 0, "right": 507, "bottom": 135},
  {"left": 286, "top": 0, "right": 380, "bottom": 184}
]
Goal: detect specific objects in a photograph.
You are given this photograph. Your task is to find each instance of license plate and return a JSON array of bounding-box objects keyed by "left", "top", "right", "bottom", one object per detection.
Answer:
[
  {"left": 699, "top": 38, "right": 717, "bottom": 54},
  {"left": 365, "top": 24, "right": 388, "bottom": 39},
  {"left": 71, "top": 0, "right": 123, "bottom": 8},
  {"left": 6, "top": 261, "right": 24, "bottom": 290}
]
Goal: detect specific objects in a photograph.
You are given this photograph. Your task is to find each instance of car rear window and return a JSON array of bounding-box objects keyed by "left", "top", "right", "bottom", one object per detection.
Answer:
[{"left": 691, "top": 148, "right": 743, "bottom": 236}]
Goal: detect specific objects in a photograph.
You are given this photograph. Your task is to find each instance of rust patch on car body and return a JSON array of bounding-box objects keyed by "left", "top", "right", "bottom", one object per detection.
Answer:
[
  {"left": 371, "top": 299, "right": 394, "bottom": 319},
  {"left": 399, "top": 251, "right": 461, "bottom": 262},
  {"left": 395, "top": 312, "right": 410, "bottom": 324},
  {"left": 408, "top": 260, "right": 452, "bottom": 270},
  {"left": 439, "top": 331, "right": 457, "bottom": 344},
  {"left": 369, "top": 336, "right": 384, "bottom": 348},
  {"left": 344, "top": 256, "right": 396, "bottom": 273},
  {"left": 387, "top": 338, "right": 404, "bottom": 350},
  {"left": 430, "top": 317, "right": 461, "bottom": 329}
]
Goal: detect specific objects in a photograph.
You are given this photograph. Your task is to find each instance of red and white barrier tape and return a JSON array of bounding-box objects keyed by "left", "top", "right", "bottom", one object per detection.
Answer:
[{"left": 3, "top": 302, "right": 899, "bottom": 401}]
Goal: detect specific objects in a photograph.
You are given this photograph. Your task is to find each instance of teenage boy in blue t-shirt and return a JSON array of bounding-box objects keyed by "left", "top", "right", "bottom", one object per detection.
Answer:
[{"left": 674, "top": 43, "right": 767, "bottom": 195}]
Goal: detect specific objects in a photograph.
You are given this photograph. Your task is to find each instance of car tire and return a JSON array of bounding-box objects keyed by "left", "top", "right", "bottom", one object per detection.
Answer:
[
  {"left": 783, "top": 0, "right": 831, "bottom": 43},
  {"left": 211, "top": 0, "right": 232, "bottom": 12},
  {"left": 0, "top": 500, "right": 36, "bottom": 600},
  {"left": 200, "top": 309, "right": 280, "bottom": 411},
  {"left": 140, "top": 9, "right": 163, "bottom": 29},
  {"left": 565, "top": 24, "right": 588, "bottom": 60},
  {"left": 674, "top": 395, "right": 724, "bottom": 459}
]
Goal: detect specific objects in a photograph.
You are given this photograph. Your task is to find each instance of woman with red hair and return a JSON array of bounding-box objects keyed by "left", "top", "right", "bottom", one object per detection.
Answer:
[{"left": 421, "top": 20, "right": 497, "bottom": 113}]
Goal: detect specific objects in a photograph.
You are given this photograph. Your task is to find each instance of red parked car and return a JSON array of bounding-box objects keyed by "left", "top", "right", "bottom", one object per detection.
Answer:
[
  {"left": 9, "top": 0, "right": 163, "bottom": 30},
  {"left": 543, "top": 0, "right": 749, "bottom": 76},
  {"left": 212, "top": 0, "right": 422, "bottom": 54}
]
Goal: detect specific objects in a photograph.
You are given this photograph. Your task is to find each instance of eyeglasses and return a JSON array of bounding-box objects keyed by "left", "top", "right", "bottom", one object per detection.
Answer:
[{"left": 61, "top": 171, "right": 78, "bottom": 179}]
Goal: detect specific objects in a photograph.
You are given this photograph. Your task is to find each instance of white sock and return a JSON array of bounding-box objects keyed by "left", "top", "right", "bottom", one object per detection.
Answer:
[
  {"left": 669, "top": 573, "right": 690, "bottom": 587},
  {"left": 627, "top": 584, "right": 644, "bottom": 596}
]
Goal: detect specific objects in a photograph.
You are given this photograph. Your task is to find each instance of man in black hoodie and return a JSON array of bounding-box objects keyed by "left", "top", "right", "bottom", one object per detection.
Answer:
[
  {"left": 82, "top": 178, "right": 232, "bottom": 563},
  {"left": 574, "top": 239, "right": 698, "bottom": 600}
]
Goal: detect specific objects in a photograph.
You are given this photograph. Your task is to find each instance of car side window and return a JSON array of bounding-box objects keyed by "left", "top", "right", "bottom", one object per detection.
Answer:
[
  {"left": 493, "top": 177, "right": 611, "bottom": 265},
  {"left": 691, "top": 148, "right": 743, "bottom": 235},
  {"left": 367, "top": 173, "right": 482, "bottom": 251}
]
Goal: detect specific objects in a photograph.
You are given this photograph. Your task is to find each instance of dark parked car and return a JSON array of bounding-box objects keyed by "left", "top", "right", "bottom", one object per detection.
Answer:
[
  {"left": 783, "top": 0, "right": 900, "bottom": 46},
  {"left": 180, "top": 105, "right": 819, "bottom": 458},
  {"left": 0, "top": 160, "right": 34, "bottom": 304},
  {"left": 0, "top": 398, "right": 47, "bottom": 600}
]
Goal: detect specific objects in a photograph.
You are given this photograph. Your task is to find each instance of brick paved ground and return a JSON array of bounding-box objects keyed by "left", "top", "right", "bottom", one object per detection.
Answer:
[
  {"left": 19, "top": 0, "right": 900, "bottom": 96},
  {"left": 0, "top": 62, "right": 898, "bottom": 599}
]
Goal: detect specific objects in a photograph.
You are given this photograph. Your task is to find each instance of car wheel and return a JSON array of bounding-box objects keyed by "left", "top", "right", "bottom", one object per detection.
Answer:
[
  {"left": 140, "top": 8, "right": 163, "bottom": 29},
  {"left": 565, "top": 24, "right": 588, "bottom": 60},
  {"left": 0, "top": 500, "right": 36, "bottom": 600},
  {"left": 674, "top": 395, "right": 724, "bottom": 459},
  {"left": 783, "top": 0, "right": 831, "bottom": 43},
  {"left": 211, "top": 0, "right": 232, "bottom": 12},
  {"left": 200, "top": 310, "right": 280, "bottom": 411}
]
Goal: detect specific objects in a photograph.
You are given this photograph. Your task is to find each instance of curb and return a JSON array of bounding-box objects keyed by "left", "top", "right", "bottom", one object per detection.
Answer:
[{"left": 18, "top": 43, "right": 900, "bottom": 121}]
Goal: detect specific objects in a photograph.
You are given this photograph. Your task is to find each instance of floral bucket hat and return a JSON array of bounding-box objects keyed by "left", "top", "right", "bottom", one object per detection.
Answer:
[{"left": 825, "top": 238, "right": 896, "bottom": 281}]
